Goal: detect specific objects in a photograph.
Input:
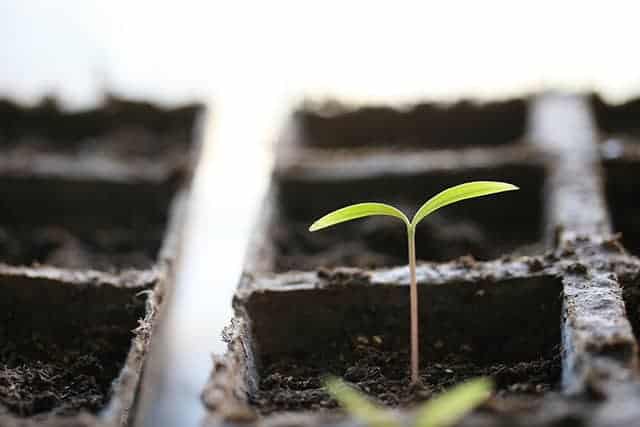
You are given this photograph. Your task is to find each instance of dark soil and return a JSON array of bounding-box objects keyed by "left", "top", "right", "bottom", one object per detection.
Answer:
[
  {"left": 0, "top": 96, "right": 199, "bottom": 162},
  {"left": 604, "top": 160, "right": 640, "bottom": 256},
  {"left": 0, "top": 225, "right": 162, "bottom": 271},
  {"left": 2, "top": 128, "right": 190, "bottom": 163},
  {"left": 0, "top": 330, "right": 133, "bottom": 417},
  {"left": 591, "top": 94, "right": 640, "bottom": 136},
  {"left": 621, "top": 275, "right": 640, "bottom": 343},
  {"left": 251, "top": 343, "right": 560, "bottom": 414},
  {"left": 296, "top": 98, "right": 527, "bottom": 149},
  {"left": 273, "top": 215, "right": 542, "bottom": 272}
]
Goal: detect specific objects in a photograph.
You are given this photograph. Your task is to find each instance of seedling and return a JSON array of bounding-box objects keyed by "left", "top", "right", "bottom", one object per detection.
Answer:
[
  {"left": 325, "top": 376, "right": 492, "bottom": 427},
  {"left": 309, "top": 181, "right": 518, "bottom": 384}
]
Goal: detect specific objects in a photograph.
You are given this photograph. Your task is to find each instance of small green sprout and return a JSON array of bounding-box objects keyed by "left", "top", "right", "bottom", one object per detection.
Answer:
[
  {"left": 310, "top": 181, "right": 518, "bottom": 383},
  {"left": 324, "top": 378, "right": 396, "bottom": 427},
  {"left": 325, "top": 376, "right": 492, "bottom": 427},
  {"left": 412, "top": 378, "right": 492, "bottom": 427}
]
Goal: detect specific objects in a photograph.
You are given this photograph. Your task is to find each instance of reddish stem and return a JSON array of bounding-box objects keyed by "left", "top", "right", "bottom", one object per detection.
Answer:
[{"left": 408, "top": 225, "right": 419, "bottom": 384}]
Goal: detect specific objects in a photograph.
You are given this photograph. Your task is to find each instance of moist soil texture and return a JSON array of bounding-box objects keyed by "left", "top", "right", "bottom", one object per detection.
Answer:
[
  {"left": 0, "top": 225, "right": 163, "bottom": 271},
  {"left": 0, "top": 330, "right": 133, "bottom": 417},
  {"left": 272, "top": 216, "right": 542, "bottom": 272},
  {"left": 3, "top": 128, "right": 190, "bottom": 162},
  {"left": 0, "top": 97, "right": 197, "bottom": 162},
  {"left": 251, "top": 342, "right": 560, "bottom": 414},
  {"left": 296, "top": 98, "right": 527, "bottom": 149}
]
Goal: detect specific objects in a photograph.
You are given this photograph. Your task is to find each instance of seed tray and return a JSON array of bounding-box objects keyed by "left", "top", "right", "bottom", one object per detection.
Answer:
[
  {"left": 203, "top": 94, "right": 640, "bottom": 426},
  {"left": 0, "top": 97, "right": 203, "bottom": 426}
]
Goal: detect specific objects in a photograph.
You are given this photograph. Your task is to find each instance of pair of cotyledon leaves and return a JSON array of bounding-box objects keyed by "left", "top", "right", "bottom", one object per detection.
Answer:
[
  {"left": 325, "top": 376, "right": 492, "bottom": 427},
  {"left": 312, "top": 182, "right": 513, "bottom": 426},
  {"left": 309, "top": 181, "right": 518, "bottom": 232}
]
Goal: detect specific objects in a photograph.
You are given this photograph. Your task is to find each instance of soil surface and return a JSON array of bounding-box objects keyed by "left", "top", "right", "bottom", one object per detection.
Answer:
[
  {"left": 273, "top": 216, "right": 542, "bottom": 272},
  {"left": 3, "top": 128, "right": 190, "bottom": 163},
  {"left": 0, "top": 331, "right": 132, "bottom": 417},
  {"left": 0, "top": 97, "right": 198, "bottom": 162},
  {"left": 621, "top": 276, "right": 640, "bottom": 341},
  {"left": 251, "top": 342, "right": 560, "bottom": 414},
  {"left": 591, "top": 94, "right": 640, "bottom": 136},
  {"left": 604, "top": 161, "right": 640, "bottom": 257},
  {"left": 297, "top": 98, "right": 527, "bottom": 149},
  {"left": 0, "top": 225, "right": 162, "bottom": 271}
]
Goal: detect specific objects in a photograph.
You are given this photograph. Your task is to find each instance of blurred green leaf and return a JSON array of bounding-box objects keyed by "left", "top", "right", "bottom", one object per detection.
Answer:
[
  {"left": 325, "top": 377, "right": 400, "bottom": 427},
  {"left": 412, "top": 181, "right": 518, "bottom": 227},
  {"left": 413, "top": 378, "right": 492, "bottom": 427},
  {"left": 309, "top": 203, "right": 409, "bottom": 232}
]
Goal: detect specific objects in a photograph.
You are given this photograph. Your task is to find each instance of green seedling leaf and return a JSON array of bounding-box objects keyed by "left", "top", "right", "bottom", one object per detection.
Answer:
[
  {"left": 413, "top": 378, "right": 492, "bottom": 427},
  {"left": 411, "top": 181, "right": 518, "bottom": 227},
  {"left": 325, "top": 377, "right": 400, "bottom": 427},
  {"left": 309, "top": 202, "right": 410, "bottom": 232},
  {"left": 309, "top": 182, "right": 518, "bottom": 384}
]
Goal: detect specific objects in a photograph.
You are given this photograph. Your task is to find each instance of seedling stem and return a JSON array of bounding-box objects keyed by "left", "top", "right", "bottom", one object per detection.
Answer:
[
  {"left": 309, "top": 181, "right": 518, "bottom": 384},
  {"left": 408, "top": 224, "right": 419, "bottom": 384}
]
